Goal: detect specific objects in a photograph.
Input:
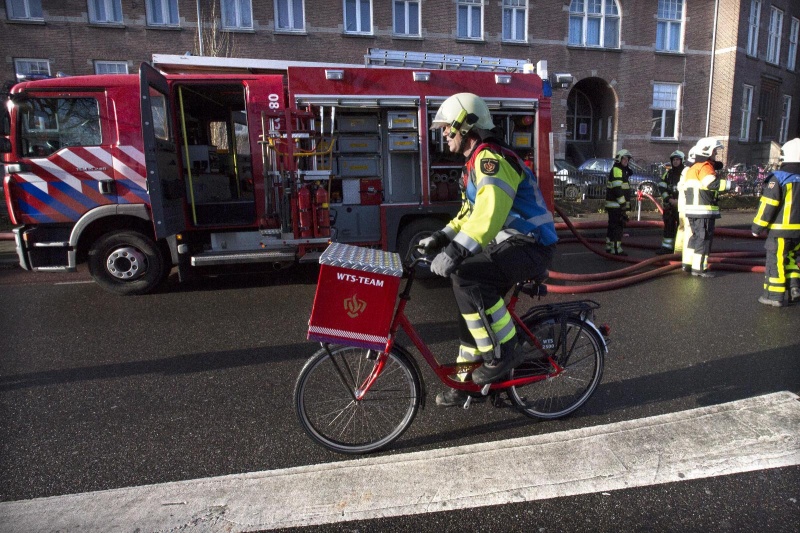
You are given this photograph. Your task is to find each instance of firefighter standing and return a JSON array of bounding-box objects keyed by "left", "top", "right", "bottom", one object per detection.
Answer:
[
  {"left": 420, "top": 93, "right": 558, "bottom": 407},
  {"left": 683, "top": 138, "right": 733, "bottom": 277},
  {"left": 751, "top": 138, "right": 800, "bottom": 307},
  {"left": 605, "top": 150, "right": 633, "bottom": 256},
  {"left": 655, "top": 150, "right": 685, "bottom": 255}
]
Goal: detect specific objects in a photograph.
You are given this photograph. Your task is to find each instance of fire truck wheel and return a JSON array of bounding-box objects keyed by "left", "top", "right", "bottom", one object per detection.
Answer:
[
  {"left": 397, "top": 218, "right": 444, "bottom": 279},
  {"left": 88, "top": 231, "right": 166, "bottom": 296}
]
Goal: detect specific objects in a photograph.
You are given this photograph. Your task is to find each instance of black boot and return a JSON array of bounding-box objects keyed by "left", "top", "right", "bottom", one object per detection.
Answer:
[
  {"left": 472, "top": 341, "right": 526, "bottom": 385},
  {"left": 435, "top": 388, "right": 470, "bottom": 407}
]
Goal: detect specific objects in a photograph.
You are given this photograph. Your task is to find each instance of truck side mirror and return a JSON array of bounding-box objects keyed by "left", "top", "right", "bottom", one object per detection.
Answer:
[{"left": 0, "top": 108, "right": 9, "bottom": 136}]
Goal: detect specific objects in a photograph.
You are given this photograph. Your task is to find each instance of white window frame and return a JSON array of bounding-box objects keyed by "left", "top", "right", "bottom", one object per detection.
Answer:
[
  {"left": 568, "top": 0, "right": 620, "bottom": 49},
  {"left": 656, "top": 0, "right": 684, "bottom": 53},
  {"left": 788, "top": 18, "right": 799, "bottom": 71},
  {"left": 457, "top": 0, "right": 483, "bottom": 41},
  {"left": 393, "top": 0, "right": 420, "bottom": 37},
  {"left": 88, "top": 0, "right": 123, "bottom": 24},
  {"left": 747, "top": 0, "right": 761, "bottom": 57},
  {"left": 146, "top": 0, "right": 179, "bottom": 27},
  {"left": 651, "top": 82, "right": 680, "bottom": 140},
  {"left": 502, "top": 0, "right": 527, "bottom": 43},
  {"left": 343, "top": 0, "right": 373, "bottom": 35},
  {"left": 94, "top": 61, "right": 129, "bottom": 74},
  {"left": 221, "top": 0, "right": 253, "bottom": 30},
  {"left": 14, "top": 58, "right": 50, "bottom": 80},
  {"left": 607, "top": 116, "right": 613, "bottom": 140},
  {"left": 766, "top": 6, "right": 783, "bottom": 65},
  {"left": 779, "top": 95, "right": 792, "bottom": 144},
  {"left": 275, "top": 0, "right": 305, "bottom": 32},
  {"left": 740, "top": 84, "right": 754, "bottom": 141},
  {"left": 5, "top": 0, "right": 43, "bottom": 21}
]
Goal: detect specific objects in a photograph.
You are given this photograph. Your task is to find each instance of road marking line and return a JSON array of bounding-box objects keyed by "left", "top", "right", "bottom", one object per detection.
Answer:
[
  {"left": 1, "top": 392, "right": 798, "bottom": 532},
  {"left": 54, "top": 281, "right": 94, "bottom": 285}
]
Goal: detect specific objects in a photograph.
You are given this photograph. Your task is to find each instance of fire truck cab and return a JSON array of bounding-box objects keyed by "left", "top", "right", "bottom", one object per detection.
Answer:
[{"left": 1, "top": 56, "right": 554, "bottom": 295}]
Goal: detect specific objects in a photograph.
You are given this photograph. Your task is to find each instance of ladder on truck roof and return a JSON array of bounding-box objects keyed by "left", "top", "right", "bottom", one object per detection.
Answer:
[{"left": 365, "top": 48, "right": 538, "bottom": 73}]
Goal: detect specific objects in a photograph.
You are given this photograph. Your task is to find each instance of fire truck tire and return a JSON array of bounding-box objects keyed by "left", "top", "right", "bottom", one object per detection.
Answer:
[
  {"left": 397, "top": 218, "right": 444, "bottom": 279},
  {"left": 88, "top": 231, "right": 167, "bottom": 296}
]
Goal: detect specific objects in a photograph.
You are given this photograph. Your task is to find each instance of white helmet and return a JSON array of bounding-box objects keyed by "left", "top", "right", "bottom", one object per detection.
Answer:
[
  {"left": 779, "top": 138, "right": 800, "bottom": 164},
  {"left": 430, "top": 93, "right": 495, "bottom": 137},
  {"left": 694, "top": 137, "right": 724, "bottom": 158},
  {"left": 685, "top": 147, "right": 697, "bottom": 164},
  {"left": 614, "top": 149, "right": 632, "bottom": 162}
]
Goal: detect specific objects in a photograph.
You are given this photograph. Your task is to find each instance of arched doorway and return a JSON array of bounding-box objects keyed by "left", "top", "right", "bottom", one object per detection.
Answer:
[{"left": 564, "top": 77, "right": 616, "bottom": 166}]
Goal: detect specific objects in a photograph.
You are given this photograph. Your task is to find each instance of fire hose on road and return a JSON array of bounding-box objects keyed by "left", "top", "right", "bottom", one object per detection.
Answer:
[{"left": 545, "top": 193, "right": 765, "bottom": 294}]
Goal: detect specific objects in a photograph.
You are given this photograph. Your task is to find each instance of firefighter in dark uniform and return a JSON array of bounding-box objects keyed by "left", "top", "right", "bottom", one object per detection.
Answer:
[
  {"left": 655, "top": 150, "right": 685, "bottom": 255},
  {"left": 419, "top": 93, "right": 558, "bottom": 407},
  {"left": 605, "top": 150, "right": 633, "bottom": 256},
  {"left": 752, "top": 138, "right": 800, "bottom": 307},
  {"left": 683, "top": 137, "right": 733, "bottom": 277}
]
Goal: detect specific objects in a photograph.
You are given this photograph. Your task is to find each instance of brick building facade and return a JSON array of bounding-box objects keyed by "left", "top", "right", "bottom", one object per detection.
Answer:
[{"left": 3, "top": 0, "right": 799, "bottom": 167}]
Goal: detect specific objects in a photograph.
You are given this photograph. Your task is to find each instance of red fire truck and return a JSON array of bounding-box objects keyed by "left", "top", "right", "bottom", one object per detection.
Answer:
[{"left": 1, "top": 54, "right": 555, "bottom": 295}]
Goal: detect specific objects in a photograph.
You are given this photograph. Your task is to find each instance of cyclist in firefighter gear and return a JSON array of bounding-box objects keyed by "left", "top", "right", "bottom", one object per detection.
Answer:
[
  {"left": 683, "top": 137, "right": 733, "bottom": 277},
  {"left": 605, "top": 149, "right": 633, "bottom": 256},
  {"left": 676, "top": 148, "right": 697, "bottom": 272},
  {"left": 752, "top": 138, "right": 800, "bottom": 307},
  {"left": 420, "top": 92, "right": 558, "bottom": 407},
  {"left": 655, "top": 150, "right": 685, "bottom": 255}
]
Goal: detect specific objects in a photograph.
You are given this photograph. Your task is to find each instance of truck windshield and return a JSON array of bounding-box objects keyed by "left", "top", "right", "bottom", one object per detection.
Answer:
[{"left": 19, "top": 97, "right": 101, "bottom": 157}]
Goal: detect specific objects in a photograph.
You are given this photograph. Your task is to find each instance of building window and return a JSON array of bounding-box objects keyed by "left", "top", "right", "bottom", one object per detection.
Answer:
[
  {"left": 740, "top": 84, "right": 754, "bottom": 141},
  {"left": 502, "top": 0, "right": 527, "bottom": 43},
  {"left": 146, "top": 0, "right": 179, "bottom": 27},
  {"left": 344, "top": 0, "right": 372, "bottom": 34},
  {"left": 779, "top": 95, "right": 792, "bottom": 144},
  {"left": 656, "top": 0, "right": 683, "bottom": 52},
  {"left": 651, "top": 83, "right": 679, "bottom": 140},
  {"left": 568, "top": 0, "right": 620, "bottom": 49},
  {"left": 88, "top": 0, "right": 123, "bottom": 24},
  {"left": 393, "top": 0, "right": 419, "bottom": 36},
  {"left": 747, "top": 0, "right": 761, "bottom": 57},
  {"left": 95, "top": 61, "right": 128, "bottom": 74},
  {"left": 766, "top": 6, "right": 783, "bottom": 65},
  {"left": 6, "top": 0, "right": 43, "bottom": 21},
  {"left": 276, "top": 0, "right": 304, "bottom": 32},
  {"left": 457, "top": 0, "right": 483, "bottom": 40},
  {"left": 788, "top": 18, "right": 799, "bottom": 71},
  {"left": 221, "top": 0, "right": 253, "bottom": 30},
  {"left": 14, "top": 58, "right": 50, "bottom": 80}
]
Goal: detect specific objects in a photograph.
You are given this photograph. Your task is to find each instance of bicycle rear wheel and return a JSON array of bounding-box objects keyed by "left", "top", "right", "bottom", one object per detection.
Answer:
[
  {"left": 294, "top": 345, "right": 421, "bottom": 454},
  {"left": 508, "top": 316, "right": 604, "bottom": 419}
]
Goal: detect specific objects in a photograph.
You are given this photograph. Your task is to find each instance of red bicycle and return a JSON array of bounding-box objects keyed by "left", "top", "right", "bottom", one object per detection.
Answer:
[{"left": 294, "top": 244, "right": 609, "bottom": 454}]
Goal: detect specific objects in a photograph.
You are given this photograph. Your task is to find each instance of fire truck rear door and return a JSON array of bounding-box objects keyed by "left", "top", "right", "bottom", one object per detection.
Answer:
[{"left": 139, "top": 63, "right": 185, "bottom": 239}]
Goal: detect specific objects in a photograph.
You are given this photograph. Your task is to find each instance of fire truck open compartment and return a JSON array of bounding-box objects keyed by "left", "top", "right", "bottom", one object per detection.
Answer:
[{"left": 172, "top": 82, "right": 255, "bottom": 227}]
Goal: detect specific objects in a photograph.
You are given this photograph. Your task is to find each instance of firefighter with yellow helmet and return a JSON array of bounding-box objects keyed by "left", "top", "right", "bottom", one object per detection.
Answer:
[
  {"left": 605, "top": 149, "right": 633, "bottom": 256},
  {"left": 683, "top": 137, "right": 734, "bottom": 277},
  {"left": 655, "top": 150, "right": 685, "bottom": 255},
  {"left": 420, "top": 92, "right": 558, "bottom": 406},
  {"left": 751, "top": 138, "right": 800, "bottom": 307}
]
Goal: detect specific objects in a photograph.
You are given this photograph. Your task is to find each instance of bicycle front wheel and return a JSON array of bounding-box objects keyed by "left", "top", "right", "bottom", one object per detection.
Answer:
[
  {"left": 294, "top": 345, "right": 421, "bottom": 454},
  {"left": 508, "top": 316, "right": 604, "bottom": 419}
]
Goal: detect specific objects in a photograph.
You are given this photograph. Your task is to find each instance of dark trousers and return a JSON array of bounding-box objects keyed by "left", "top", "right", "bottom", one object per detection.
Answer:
[
  {"left": 451, "top": 237, "right": 555, "bottom": 348},
  {"left": 607, "top": 208, "right": 626, "bottom": 242},
  {"left": 662, "top": 206, "right": 679, "bottom": 240},
  {"left": 762, "top": 237, "right": 800, "bottom": 303},
  {"left": 687, "top": 217, "right": 716, "bottom": 272}
]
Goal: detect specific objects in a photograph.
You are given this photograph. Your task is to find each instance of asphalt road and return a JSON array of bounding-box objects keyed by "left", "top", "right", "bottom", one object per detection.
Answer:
[{"left": 0, "top": 213, "right": 798, "bottom": 531}]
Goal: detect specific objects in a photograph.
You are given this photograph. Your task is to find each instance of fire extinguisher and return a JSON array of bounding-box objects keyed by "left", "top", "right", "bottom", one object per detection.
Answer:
[
  {"left": 298, "top": 184, "right": 313, "bottom": 238},
  {"left": 314, "top": 182, "right": 330, "bottom": 237}
]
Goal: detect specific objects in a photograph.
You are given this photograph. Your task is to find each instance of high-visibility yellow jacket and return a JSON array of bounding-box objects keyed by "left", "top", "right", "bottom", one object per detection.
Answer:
[
  {"left": 752, "top": 170, "right": 800, "bottom": 237},
  {"left": 683, "top": 160, "right": 732, "bottom": 218},
  {"left": 605, "top": 163, "right": 632, "bottom": 209}
]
